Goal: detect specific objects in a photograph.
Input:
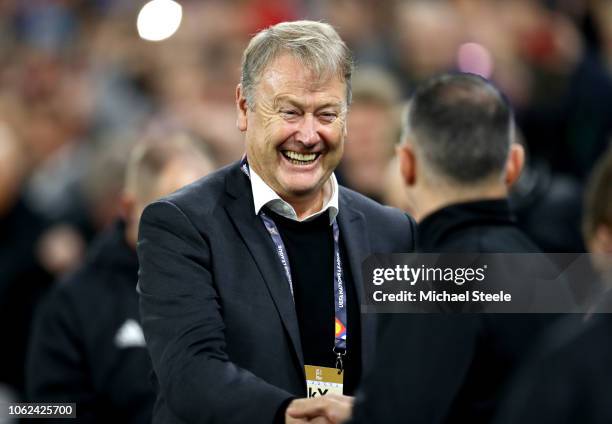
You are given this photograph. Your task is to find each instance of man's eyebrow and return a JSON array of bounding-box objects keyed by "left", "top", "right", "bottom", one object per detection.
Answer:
[
  {"left": 316, "top": 101, "right": 344, "bottom": 110},
  {"left": 273, "top": 95, "right": 345, "bottom": 110},
  {"left": 273, "top": 95, "right": 304, "bottom": 109}
]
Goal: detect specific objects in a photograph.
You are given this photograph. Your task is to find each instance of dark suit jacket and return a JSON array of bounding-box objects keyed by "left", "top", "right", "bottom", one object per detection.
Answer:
[
  {"left": 136, "top": 161, "right": 416, "bottom": 424},
  {"left": 349, "top": 200, "right": 571, "bottom": 424}
]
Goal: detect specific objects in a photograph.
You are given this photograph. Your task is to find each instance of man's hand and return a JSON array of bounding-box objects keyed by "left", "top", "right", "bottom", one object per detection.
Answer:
[{"left": 285, "top": 395, "right": 354, "bottom": 424}]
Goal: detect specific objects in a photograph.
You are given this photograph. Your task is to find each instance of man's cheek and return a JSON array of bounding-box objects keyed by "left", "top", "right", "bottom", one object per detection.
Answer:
[{"left": 332, "top": 122, "right": 347, "bottom": 140}]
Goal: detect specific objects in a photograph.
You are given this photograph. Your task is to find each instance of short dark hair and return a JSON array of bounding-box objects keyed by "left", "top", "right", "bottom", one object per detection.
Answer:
[{"left": 405, "top": 73, "right": 513, "bottom": 184}]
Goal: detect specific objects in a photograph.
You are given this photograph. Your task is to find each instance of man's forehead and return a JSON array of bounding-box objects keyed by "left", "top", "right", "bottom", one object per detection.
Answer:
[{"left": 257, "top": 54, "right": 346, "bottom": 99}]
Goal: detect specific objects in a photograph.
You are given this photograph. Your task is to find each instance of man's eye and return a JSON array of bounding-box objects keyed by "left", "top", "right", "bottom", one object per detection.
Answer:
[
  {"left": 280, "top": 110, "right": 298, "bottom": 118},
  {"left": 319, "top": 112, "right": 338, "bottom": 123}
]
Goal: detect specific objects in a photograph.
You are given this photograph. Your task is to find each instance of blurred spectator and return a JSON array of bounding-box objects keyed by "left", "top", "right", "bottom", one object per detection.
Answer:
[
  {"left": 80, "top": 134, "right": 137, "bottom": 232},
  {"left": 0, "top": 122, "right": 52, "bottom": 397},
  {"left": 32, "top": 134, "right": 137, "bottom": 281},
  {"left": 26, "top": 132, "right": 216, "bottom": 423},
  {"left": 317, "top": 0, "right": 391, "bottom": 66},
  {"left": 509, "top": 134, "right": 585, "bottom": 252},
  {"left": 506, "top": 1, "right": 612, "bottom": 179},
  {"left": 494, "top": 142, "right": 612, "bottom": 424},
  {"left": 591, "top": 0, "right": 612, "bottom": 75},
  {"left": 390, "top": 0, "right": 464, "bottom": 91},
  {"left": 583, "top": 142, "right": 612, "bottom": 296},
  {"left": 381, "top": 156, "right": 411, "bottom": 212},
  {"left": 36, "top": 224, "right": 87, "bottom": 278},
  {"left": 339, "top": 67, "right": 402, "bottom": 202}
]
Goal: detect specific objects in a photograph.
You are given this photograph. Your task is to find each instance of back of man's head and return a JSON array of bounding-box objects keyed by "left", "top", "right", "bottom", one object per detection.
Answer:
[{"left": 405, "top": 73, "right": 513, "bottom": 186}]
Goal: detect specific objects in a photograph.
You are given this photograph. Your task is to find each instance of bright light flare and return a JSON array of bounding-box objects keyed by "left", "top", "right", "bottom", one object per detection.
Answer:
[
  {"left": 457, "top": 42, "right": 494, "bottom": 79},
  {"left": 137, "top": 0, "right": 183, "bottom": 42}
]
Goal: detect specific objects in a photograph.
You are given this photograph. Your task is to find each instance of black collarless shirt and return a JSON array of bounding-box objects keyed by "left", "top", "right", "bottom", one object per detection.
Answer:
[
  {"left": 417, "top": 199, "right": 540, "bottom": 253},
  {"left": 265, "top": 210, "right": 361, "bottom": 395}
]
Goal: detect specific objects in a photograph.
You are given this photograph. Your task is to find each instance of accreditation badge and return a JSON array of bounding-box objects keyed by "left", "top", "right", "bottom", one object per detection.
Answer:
[{"left": 305, "top": 365, "right": 344, "bottom": 398}]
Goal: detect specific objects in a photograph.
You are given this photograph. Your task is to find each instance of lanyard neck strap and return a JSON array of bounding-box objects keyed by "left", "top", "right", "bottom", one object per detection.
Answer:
[{"left": 240, "top": 159, "right": 348, "bottom": 353}]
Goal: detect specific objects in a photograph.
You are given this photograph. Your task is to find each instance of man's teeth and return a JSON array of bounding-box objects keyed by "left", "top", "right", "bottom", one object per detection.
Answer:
[{"left": 283, "top": 151, "right": 317, "bottom": 163}]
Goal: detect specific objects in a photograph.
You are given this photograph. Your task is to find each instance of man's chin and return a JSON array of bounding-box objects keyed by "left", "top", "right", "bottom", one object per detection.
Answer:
[
  {"left": 283, "top": 185, "right": 320, "bottom": 199},
  {"left": 279, "top": 179, "right": 326, "bottom": 201}
]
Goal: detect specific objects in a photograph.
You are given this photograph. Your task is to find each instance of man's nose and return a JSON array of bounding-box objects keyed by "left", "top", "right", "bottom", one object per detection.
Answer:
[{"left": 295, "top": 114, "right": 320, "bottom": 147}]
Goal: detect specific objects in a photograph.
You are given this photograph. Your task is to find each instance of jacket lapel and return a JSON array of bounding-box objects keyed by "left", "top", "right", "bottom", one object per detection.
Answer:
[
  {"left": 337, "top": 189, "right": 376, "bottom": 370},
  {"left": 223, "top": 164, "right": 305, "bottom": 370}
]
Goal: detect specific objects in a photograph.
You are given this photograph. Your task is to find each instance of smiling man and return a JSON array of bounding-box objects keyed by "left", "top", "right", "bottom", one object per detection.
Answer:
[{"left": 136, "top": 21, "right": 416, "bottom": 424}]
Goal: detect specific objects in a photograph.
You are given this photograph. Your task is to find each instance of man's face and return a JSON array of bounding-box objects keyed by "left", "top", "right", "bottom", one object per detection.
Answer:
[{"left": 237, "top": 54, "right": 347, "bottom": 203}]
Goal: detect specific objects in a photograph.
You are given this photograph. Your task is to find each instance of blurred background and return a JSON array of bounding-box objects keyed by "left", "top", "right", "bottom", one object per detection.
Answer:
[{"left": 1, "top": 0, "right": 611, "bottom": 407}]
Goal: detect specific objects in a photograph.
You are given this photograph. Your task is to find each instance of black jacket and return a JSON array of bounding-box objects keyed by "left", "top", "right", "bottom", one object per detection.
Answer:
[
  {"left": 137, "top": 161, "right": 416, "bottom": 424},
  {"left": 349, "top": 199, "right": 566, "bottom": 424},
  {"left": 26, "top": 221, "right": 155, "bottom": 423},
  {"left": 0, "top": 197, "right": 51, "bottom": 394},
  {"left": 416, "top": 199, "right": 540, "bottom": 253}
]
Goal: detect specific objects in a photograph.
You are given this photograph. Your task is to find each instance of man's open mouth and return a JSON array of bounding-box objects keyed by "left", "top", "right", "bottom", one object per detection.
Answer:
[{"left": 281, "top": 150, "right": 319, "bottom": 165}]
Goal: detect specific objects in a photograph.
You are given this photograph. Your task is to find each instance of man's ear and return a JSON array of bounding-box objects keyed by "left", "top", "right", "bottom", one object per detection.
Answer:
[
  {"left": 505, "top": 143, "right": 525, "bottom": 188},
  {"left": 120, "top": 192, "right": 143, "bottom": 248},
  {"left": 397, "top": 143, "right": 417, "bottom": 187},
  {"left": 119, "top": 193, "right": 135, "bottom": 224},
  {"left": 236, "top": 84, "right": 248, "bottom": 132}
]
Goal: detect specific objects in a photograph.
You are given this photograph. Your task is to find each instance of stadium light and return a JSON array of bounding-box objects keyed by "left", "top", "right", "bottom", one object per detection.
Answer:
[{"left": 137, "top": 0, "right": 183, "bottom": 42}]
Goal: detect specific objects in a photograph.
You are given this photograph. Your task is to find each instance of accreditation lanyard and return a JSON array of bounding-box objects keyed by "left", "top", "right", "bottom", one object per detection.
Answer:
[{"left": 240, "top": 159, "right": 348, "bottom": 372}]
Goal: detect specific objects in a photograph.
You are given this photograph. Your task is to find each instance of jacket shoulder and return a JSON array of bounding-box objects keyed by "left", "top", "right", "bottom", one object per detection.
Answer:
[
  {"left": 165, "top": 164, "right": 235, "bottom": 207},
  {"left": 339, "top": 186, "right": 416, "bottom": 250},
  {"left": 153, "top": 162, "right": 237, "bottom": 217}
]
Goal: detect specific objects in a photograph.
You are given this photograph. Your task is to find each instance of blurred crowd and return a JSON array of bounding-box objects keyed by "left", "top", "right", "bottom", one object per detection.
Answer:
[{"left": 1, "top": 0, "right": 611, "bottom": 410}]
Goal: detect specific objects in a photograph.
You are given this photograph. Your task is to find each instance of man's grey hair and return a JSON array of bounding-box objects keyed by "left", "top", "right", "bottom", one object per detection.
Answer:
[
  {"left": 403, "top": 73, "right": 515, "bottom": 185},
  {"left": 240, "top": 20, "right": 354, "bottom": 108}
]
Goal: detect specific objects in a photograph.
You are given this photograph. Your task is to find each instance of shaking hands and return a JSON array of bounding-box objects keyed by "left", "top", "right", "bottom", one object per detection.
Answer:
[{"left": 285, "top": 394, "right": 354, "bottom": 424}]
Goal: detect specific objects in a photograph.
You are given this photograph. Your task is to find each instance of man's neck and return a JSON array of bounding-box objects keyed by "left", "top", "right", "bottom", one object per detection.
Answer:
[
  {"left": 412, "top": 184, "right": 508, "bottom": 222},
  {"left": 282, "top": 181, "right": 330, "bottom": 220}
]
